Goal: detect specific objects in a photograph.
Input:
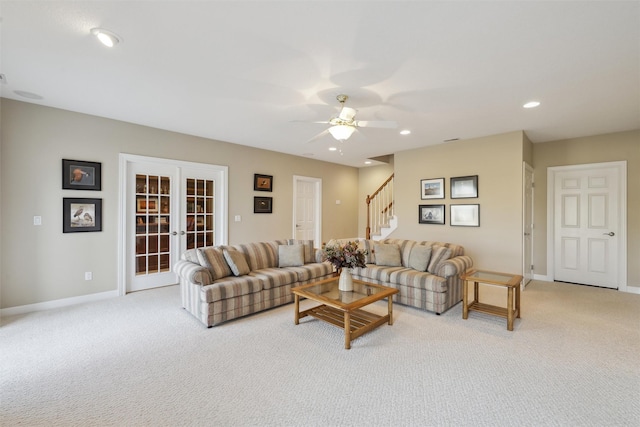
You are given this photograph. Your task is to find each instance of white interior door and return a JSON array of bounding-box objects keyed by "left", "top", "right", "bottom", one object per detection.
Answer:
[
  {"left": 293, "top": 176, "right": 321, "bottom": 248},
  {"left": 552, "top": 163, "right": 623, "bottom": 289},
  {"left": 523, "top": 162, "right": 534, "bottom": 287}
]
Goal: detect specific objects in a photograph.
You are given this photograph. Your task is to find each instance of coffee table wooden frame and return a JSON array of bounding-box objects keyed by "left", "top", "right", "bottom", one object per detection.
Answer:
[
  {"left": 461, "top": 269, "right": 523, "bottom": 331},
  {"left": 291, "top": 277, "right": 398, "bottom": 349}
]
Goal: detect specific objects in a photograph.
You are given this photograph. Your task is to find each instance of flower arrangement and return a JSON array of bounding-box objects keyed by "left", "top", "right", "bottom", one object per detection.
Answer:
[{"left": 322, "top": 240, "right": 368, "bottom": 271}]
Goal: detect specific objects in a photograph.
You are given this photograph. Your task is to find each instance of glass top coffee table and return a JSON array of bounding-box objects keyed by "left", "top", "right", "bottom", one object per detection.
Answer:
[{"left": 291, "top": 277, "right": 399, "bottom": 349}]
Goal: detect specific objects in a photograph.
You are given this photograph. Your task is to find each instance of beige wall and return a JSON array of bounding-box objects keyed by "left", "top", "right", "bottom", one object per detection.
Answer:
[
  {"left": 532, "top": 130, "right": 640, "bottom": 288},
  {"left": 390, "top": 131, "right": 526, "bottom": 273},
  {"left": 0, "top": 99, "right": 359, "bottom": 308}
]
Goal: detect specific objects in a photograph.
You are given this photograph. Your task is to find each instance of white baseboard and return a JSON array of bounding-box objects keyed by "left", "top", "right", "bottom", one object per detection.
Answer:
[
  {"left": 532, "top": 274, "right": 640, "bottom": 294},
  {"left": 0, "top": 290, "right": 119, "bottom": 317}
]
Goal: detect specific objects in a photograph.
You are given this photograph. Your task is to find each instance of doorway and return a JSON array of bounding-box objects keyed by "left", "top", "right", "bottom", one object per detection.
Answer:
[
  {"left": 522, "top": 162, "right": 534, "bottom": 288},
  {"left": 547, "top": 161, "right": 627, "bottom": 290},
  {"left": 293, "top": 175, "right": 322, "bottom": 248},
  {"left": 118, "top": 154, "right": 228, "bottom": 295}
]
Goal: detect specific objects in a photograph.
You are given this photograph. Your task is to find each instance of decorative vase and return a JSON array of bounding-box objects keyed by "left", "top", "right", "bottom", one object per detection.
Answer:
[{"left": 339, "top": 268, "right": 353, "bottom": 292}]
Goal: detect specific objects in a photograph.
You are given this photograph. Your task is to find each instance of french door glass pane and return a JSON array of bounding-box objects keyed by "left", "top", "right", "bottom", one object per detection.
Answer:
[
  {"left": 135, "top": 174, "right": 171, "bottom": 275},
  {"left": 186, "top": 178, "right": 214, "bottom": 250}
]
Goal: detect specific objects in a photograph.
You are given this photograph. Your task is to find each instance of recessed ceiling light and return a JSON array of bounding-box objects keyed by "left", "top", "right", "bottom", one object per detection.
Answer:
[
  {"left": 90, "top": 28, "right": 121, "bottom": 47},
  {"left": 329, "top": 147, "right": 337, "bottom": 151},
  {"left": 523, "top": 101, "right": 540, "bottom": 109},
  {"left": 14, "top": 90, "right": 43, "bottom": 100},
  {"left": 364, "top": 161, "right": 372, "bottom": 165},
  {"left": 400, "top": 130, "right": 411, "bottom": 135}
]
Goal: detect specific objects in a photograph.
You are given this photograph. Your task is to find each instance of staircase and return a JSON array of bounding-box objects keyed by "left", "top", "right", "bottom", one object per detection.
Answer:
[{"left": 366, "top": 174, "right": 397, "bottom": 240}]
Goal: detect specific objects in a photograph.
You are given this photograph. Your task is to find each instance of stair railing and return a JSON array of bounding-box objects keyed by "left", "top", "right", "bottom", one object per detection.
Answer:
[{"left": 366, "top": 174, "right": 394, "bottom": 240}]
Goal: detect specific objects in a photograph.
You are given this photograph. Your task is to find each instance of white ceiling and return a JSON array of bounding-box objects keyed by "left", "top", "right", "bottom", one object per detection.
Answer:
[{"left": 1, "top": 1, "right": 638, "bottom": 167}]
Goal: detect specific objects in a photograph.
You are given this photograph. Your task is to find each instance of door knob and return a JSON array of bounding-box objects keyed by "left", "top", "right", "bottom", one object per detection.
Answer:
[
  {"left": 171, "top": 231, "right": 178, "bottom": 236},
  {"left": 180, "top": 231, "right": 186, "bottom": 235},
  {"left": 603, "top": 232, "right": 615, "bottom": 236}
]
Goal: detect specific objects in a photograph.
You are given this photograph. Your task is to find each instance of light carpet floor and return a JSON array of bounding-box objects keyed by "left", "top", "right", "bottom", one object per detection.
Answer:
[{"left": 1, "top": 280, "right": 639, "bottom": 426}]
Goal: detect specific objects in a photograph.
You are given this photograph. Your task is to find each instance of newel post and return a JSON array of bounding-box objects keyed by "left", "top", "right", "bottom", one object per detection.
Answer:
[{"left": 366, "top": 194, "right": 372, "bottom": 240}]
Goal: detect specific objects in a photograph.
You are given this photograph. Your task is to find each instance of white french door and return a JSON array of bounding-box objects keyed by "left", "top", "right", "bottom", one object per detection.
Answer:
[
  {"left": 293, "top": 176, "right": 321, "bottom": 248},
  {"left": 119, "top": 154, "right": 228, "bottom": 295},
  {"left": 549, "top": 161, "right": 626, "bottom": 289}
]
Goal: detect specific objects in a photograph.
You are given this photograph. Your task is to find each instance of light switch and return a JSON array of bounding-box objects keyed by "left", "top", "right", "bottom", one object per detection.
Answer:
[
  {"left": 335, "top": 200, "right": 341, "bottom": 205},
  {"left": 33, "top": 216, "right": 42, "bottom": 226}
]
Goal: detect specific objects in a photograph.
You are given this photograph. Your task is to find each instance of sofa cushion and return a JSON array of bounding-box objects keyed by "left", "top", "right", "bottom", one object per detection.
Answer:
[
  {"left": 233, "top": 242, "right": 278, "bottom": 270},
  {"left": 381, "top": 239, "right": 416, "bottom": 267},
  {"left": 201, "top": 275, "right": 263, "bottom": 303},
  {"left": 408, "top": 244, "right": 432, "bottom": 272},
  {"left": 389, "top": 268, "right": 447, "bottom": 292},
  {"left": 354, "top": 265, "right": 408, "bottom": 282},
  {"left": 287, "top": 239, "right": 315, "bottom": 264},
  {"left": 223, "top": 249, "right": 251, "bottom": 276},
  {"left": 374, "top": 243, "right": 402, "bottom": 266},
  {"left": 278, "top": 244, "right": 304, "bottom": 267},
  {"left": 427, "top": 246, "right": 452, "bottom": 274},
  {"left": 283, "top": 263, "right": 334, "bottom": 282},
  {"left": 359, "top": 239, "right": 376, "bottom": 264},
  {"left": 250, "top": 268, "right": 298, "bottom": 289},
  {"left": 197, "top": 247, "right": 233, "bottom": 280}
]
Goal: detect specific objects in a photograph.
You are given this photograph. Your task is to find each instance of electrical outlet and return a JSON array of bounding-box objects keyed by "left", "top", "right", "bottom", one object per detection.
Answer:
[
  {"left": 33, "top": 216, "right": 42, "bottom": 225},
  {"left": 234, "top": 215, "right": 241, "bottom": 222},
  {"left": 84, "top": 272, "right": 92, "bottom": 281}
]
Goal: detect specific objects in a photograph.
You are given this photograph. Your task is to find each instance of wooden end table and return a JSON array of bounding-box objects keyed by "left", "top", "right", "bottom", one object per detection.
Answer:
[
  {"left": 291, "top": 277, "right": 398, "bottom": 349},
  {"left": 461, "top": 269, "right": 523, "bottom": 331}
]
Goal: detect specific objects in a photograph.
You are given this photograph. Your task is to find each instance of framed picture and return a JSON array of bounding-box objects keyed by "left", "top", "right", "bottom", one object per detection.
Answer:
[
  {"left": 137, "top": 198, "right": 159, "bottom": 213},
  {"left": 254, "top": 196, "right": 273, "bottom": 213},
  {"left": 419, "top": 204, "right": 445, "bottom": 225},
  {"left": 62, "top": 159, "right": 101, "bottom": 191},
  {"left": 450, "top": 204, "right": 480, "bottom": 227},
  {"left": 63, "top": 198, "right": 102, "bottom": 233},
  {"left": 420, "top": 178, "right": 445, "bottom": 199},
  {"left": 254, "top": 174, "right": 273, "bottom": 192},
  {"left": 450, "top": 175, "right": 478, "bottom": 199}
]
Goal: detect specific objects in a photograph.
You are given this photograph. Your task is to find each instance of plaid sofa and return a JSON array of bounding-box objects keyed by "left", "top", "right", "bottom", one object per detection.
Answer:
[
  {"left": 175, "top": 240, "right": 333, "bottom": 327},
  {"left": 332, "top": 238, "right": 473, "bottom": 314}
]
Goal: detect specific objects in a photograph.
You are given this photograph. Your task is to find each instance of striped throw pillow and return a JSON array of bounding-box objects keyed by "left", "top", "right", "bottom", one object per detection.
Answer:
[{"left": 427, "top": 246, "right": 452, "bottom": 274}]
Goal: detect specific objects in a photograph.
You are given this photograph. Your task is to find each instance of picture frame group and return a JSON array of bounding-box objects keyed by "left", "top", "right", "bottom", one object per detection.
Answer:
[{"left": 418, "top": 174, "right": 480, "bottom": 227}]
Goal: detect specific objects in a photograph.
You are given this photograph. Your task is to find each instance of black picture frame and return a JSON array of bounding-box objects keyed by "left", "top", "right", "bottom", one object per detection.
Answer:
[
  {"left": 419, "top": 204, "right": 445, "bottom": 225},
  {"left": 420, "top": 177, "right": 445, "bottom": 199},
  {"left": 254, "top": 174, "right": 273, "bottom": 192},
  {"left": 63, "top": 198, "right": 102, "bottom": 233},
  {"left": 62, "top": 159, "right": 102, "bottom": 191},
  {"left": 450, "top": 175, "right": 478, "bottom": 199},
  {"left": 254, "top": 196, "right": 273, "bottom": 213},
  {"left": 450, "top": 204, "right": 480, "bottom": 227}
]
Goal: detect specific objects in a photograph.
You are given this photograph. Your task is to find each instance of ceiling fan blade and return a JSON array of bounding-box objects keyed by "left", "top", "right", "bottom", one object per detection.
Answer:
[
  {"left": 305, "top": 128, "right": 330, "bottom": 143},
  {"left": 338, "top": 107, "right": 357, "bottom": 121},
  {"left": 355, "top": 120, "right": 398, "bottom": 129},
  {"left": 290, "top": 120, "right": 330, "bottom": 124}
]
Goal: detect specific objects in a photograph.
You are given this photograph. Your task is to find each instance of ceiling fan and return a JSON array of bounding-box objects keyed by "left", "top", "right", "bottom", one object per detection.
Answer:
[{"left": 305, "top": 94, "right": 397, "bottom": 142}]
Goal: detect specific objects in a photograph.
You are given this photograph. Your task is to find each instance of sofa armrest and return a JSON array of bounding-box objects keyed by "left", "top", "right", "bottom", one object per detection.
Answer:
[
  {"left": 435, "top": 255, "right": 473, "bottom": 278},
  {"left": 175, "top": 259, "right": 212, "bottom": 286}
]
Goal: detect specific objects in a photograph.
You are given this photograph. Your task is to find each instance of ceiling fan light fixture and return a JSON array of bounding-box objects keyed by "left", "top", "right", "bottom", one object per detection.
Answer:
[
  {"left": 328, "top": 125, "right": 356, "bottom": 141},
  {"left": 91, "top": 28, "right": 121, "bottom": 47}
]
